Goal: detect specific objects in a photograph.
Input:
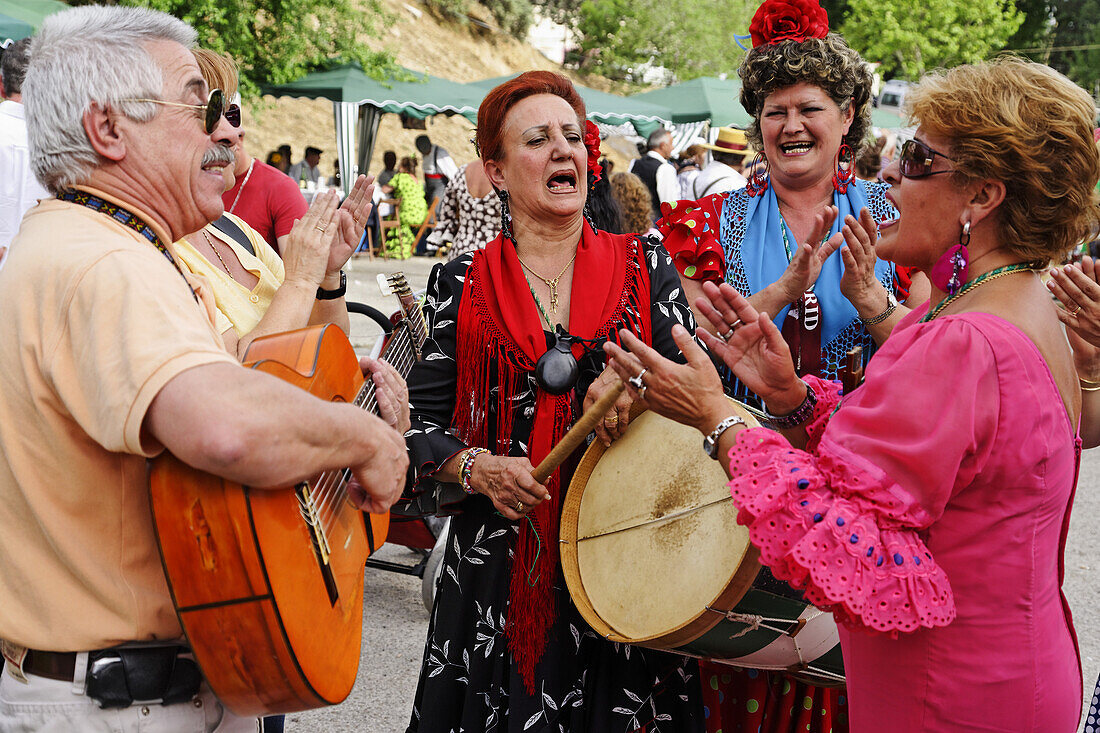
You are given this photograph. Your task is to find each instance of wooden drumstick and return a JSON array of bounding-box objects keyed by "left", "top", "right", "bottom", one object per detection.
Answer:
[{"left": 532, "top": 379, "right": 625, "bottom": 484}]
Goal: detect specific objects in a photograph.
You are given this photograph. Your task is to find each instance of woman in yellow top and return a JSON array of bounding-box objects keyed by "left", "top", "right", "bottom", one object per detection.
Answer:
[
  {"left": 175, "top": 185, "right": 352, "bottom": 357},
  {"left": 176, "top": 48, "right": 409, "bottom": 437}
]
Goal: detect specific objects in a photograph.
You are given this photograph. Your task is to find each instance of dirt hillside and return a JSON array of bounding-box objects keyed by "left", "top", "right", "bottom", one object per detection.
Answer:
[{"left": 243, "top": 0, "right": 627, "bottom": 179}]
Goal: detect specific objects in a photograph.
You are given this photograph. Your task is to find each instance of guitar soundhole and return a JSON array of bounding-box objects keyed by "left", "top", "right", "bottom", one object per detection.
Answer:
[{"left": 296, "top": 482, "right": 339, "bottom": 606}]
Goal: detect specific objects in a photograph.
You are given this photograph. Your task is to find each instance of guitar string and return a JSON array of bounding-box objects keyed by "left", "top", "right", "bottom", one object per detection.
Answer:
[
  {"left": 311, "top": 326, "right": 415, "bottom": 531},
  {"left": 311, "top": 326, "right": 417, "bottom": 535},
  {"left": 305, "top": 327, "right": 410, "bottom": 531},
  {"left": 312, "top": 328, "right": 417, "bottom": 536}
]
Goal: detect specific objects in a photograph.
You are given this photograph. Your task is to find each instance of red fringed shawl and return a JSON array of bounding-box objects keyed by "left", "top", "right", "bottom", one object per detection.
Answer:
[{"left": 453, "top": 225, "right": 652, "bottom": 693}]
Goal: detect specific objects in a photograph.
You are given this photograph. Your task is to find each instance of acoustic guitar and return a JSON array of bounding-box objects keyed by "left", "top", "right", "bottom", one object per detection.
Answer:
[{"left": 149, "top": 273, "right": 426, "bottom": 715}]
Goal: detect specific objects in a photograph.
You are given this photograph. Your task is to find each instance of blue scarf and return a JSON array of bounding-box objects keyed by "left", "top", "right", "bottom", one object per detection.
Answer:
[{"left": 734, "top": 181, "right": 893, "bottom": 348}]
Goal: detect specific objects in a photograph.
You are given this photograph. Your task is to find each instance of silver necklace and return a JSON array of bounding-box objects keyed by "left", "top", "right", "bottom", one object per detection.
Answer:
[{"left": 228, "top": 158, "right": 255, "bottom": 214}]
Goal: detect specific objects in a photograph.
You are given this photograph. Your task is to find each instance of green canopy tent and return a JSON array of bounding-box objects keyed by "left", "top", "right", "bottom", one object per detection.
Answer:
[
  {"left": 631, "top": 77, "right": 750, "bottom": 127},
  {"left": 632, "top": 75, "right": 907, "bottom": 136},
  {"left": 0, "top": 14, "right": 33, "bottom": 45},
  {"left": 0, "top": 0, "right": 67, "bottom": 45},
  {"left": 466, "top": 75, "right": 672, "bottom": 138},
  {"left": 262, "top": 62, "right": 485, "bottom": 197}
]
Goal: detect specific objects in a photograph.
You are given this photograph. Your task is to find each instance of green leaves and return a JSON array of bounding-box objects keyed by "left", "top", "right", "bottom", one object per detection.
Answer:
[
  {"left": 572, "top": 0, "right": 755, "bottom": 83},
  {"left": 121, "top": 0, "right": 400, "bottom": 97},
  {"left": 839, "top": 0, "right": 1024, "bottom": 79}
]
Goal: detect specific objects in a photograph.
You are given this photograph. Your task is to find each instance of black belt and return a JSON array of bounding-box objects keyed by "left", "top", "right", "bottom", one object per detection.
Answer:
[
  {"left": 23, "top": 649, "right": 79, "bottom": 681},
  {"left": 21, "top": 644, "right": 201, "bottom": 708}
]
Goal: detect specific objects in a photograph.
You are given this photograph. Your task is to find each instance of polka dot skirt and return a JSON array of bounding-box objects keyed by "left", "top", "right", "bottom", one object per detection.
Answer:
[
  {"left": 699, "top": 661, "right": 847, "bottom": 733},
  {"left": 1085, "top": 672, "right": 1099, "bottom": 733}
]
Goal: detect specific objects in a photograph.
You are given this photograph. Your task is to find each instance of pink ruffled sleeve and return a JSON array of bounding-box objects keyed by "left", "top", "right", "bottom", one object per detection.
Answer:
[
  {"left": 727, "top": 318, "right": 1002, "bottom": 634},
  {"left": 654, "top": 195, "right": 728, "bottom": 282}
]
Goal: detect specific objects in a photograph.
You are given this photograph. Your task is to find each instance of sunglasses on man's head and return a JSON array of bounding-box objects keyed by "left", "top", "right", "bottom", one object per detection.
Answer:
[
  {"left": 118, "top": 88, "right": 227, "bottom": 135},
  {"left": 898, "top": 138, "right": 955, "bottom": 179}
]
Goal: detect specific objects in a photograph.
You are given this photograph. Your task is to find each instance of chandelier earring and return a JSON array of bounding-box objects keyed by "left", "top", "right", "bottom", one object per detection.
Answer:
[
  {"left": 832, "top": 142, "right": 855, "bottom": 193},
  {"left": 930, "top": 220, "right": 971, "bottom": 295},
  {"left": 497, "top": 188, "right": 515, "bottom": 243},
  {"left": 746, "top": 152, "right": 770, "bottom": 197}
]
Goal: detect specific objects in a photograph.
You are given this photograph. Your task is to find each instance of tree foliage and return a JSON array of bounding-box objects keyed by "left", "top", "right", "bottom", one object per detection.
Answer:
[
  {"left": 839, "top": 0, "right": 1023, "bottom": 80},
  {"left": 572, "top": 0, "right": 755, "bottom": 83},
  {"left": 1046, "top": 0, "right": 1100, "bottom": 94},
  {"left": 114, "top": 0, "right": 403, "bottom": 97}
]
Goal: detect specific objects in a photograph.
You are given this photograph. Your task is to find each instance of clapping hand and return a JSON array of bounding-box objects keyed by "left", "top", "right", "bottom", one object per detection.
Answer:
[
  {"left": 693, "top": 282, "right": 806, "bottom": 414},
  {"left": 282, "top": 191, "right": 339, "bottom": 288},
  {"left": 602, "top": 325, "right": 729, "bottom": 435},
  {"left": 835, "top": 209, "right": 886, "bottom": 310},
  {"left": 775, "top": 205, "right": 840, "bottom": 301},
  {"left": 1048, "top": 256, "right": 1100, "bottom": 381},
  {"left": 329, "top": 174, "right": 376, "bottom": 274}
]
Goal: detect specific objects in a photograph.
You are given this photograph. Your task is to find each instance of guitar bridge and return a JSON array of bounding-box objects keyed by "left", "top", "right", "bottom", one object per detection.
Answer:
[{"left": 296, "top": 482, "right": 339, "bottom": 605}]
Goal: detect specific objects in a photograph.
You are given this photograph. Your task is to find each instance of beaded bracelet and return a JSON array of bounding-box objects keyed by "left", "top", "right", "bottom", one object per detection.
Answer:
[
  {"left": 458, "top": 447, "right": 489, "bottom": 495},
  {"left": 763, "top": 382, "right": 817, "bottom": 430}
]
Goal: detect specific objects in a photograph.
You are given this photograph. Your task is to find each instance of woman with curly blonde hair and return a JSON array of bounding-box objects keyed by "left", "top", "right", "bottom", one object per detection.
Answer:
[
  {"left": 608, "top": 55, "right": 1099, "bottom": 732},
  {"left": 610, "top": 171, "right": 654, "bottom": 234}
]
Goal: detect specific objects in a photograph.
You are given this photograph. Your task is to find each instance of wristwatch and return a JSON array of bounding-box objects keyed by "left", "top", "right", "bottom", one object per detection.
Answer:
[
  {"left": 703, "top": 415, "right": 746, "bottom": 459},
  {"left": 316, "top": 270, "right": 346, "bottom": 300},
  {"left": 859, "top": 289, "right": 898, "bottom": 326}
]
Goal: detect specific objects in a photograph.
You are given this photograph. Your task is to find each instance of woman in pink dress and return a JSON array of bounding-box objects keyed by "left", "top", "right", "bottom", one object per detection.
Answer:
[{"left": 603, "top": 58, "right": 1100, "bottom": 731}]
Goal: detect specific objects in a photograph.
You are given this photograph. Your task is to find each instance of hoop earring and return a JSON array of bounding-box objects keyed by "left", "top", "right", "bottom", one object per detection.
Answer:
[
  {"left": 832, "top": 143, "right": 854, "bottom": 193},
  {"left": 930, "top": 220, "right": 971, "bottom": 295},
  {"left": 746, "top": 153, "right": 769, "bottom": 197},
  {"left": 497, "top": 188, "right": 515, "bottom": 243}
]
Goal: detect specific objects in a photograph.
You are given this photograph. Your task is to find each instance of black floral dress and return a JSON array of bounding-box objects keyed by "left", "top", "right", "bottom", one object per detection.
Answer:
[{"left": 403, "top": 237, "right": 705, "bottom": 733}]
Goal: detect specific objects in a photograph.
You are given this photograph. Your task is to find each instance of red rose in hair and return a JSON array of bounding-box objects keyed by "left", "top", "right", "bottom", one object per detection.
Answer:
[
  {"left": 584, "top": 120, "right": 603, "bottom": 182},
  {"left": 749, "top": 0, "right": 829, "bottom": 47}
]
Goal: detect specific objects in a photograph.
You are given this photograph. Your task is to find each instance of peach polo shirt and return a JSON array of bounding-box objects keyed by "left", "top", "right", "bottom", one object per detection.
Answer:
[{"left": 0, "top": 187, "right": 237, "bottom": 651}]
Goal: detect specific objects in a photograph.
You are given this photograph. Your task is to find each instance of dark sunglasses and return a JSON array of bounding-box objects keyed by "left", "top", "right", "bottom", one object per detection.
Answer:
[
  {"left": 119, "top": 88, "right": 226, "bottom": 135},
  {"left": 898, "top": 138, "right": 955, "bottom": 179},
  {"left": 224, "top": 103, "right": 241, "bottom": 128},
  {"left": 535, "top": 325, "right": 604, "bottom": 395}
]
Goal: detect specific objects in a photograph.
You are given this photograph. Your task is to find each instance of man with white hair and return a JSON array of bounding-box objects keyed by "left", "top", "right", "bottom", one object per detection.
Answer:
[
  {"left": 628, "top": 127, "right": 678, "bottom": 220},
  {"left": 0, "top": 6, "right": 407, "bottom": 731}
]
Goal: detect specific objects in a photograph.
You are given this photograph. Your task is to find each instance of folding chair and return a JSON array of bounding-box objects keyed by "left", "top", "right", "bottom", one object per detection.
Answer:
[
  {"left": 368, "top": 198, "right": 401, "bottom": 259},
  {"left": 414, "top": 196, "right": 441, "bottom": 253}
]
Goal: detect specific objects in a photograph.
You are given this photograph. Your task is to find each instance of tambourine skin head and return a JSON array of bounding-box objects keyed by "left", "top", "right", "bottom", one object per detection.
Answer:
[{"left": 559, "top": 400, "right": 844, "bottom": 686}]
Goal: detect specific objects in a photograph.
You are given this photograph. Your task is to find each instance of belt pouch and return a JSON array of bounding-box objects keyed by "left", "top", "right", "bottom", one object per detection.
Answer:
[{"left": 86, "top": 645, "right": 202, "bottom": 708}]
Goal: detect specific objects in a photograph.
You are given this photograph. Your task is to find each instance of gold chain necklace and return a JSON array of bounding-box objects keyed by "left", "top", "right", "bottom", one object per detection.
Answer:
[
  {"left": 201, "top": 229, "right": 233, "bottom": 275},
  {"left": 517, "top": 250, "right": 577, "bottom": 318},
  {"left": 920, "top": 262, "right": 1041, "bottom": 322}
]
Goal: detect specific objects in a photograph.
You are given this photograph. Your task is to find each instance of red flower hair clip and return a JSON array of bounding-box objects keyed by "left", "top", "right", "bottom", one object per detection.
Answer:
[
  {"left": 749, "top": 0, "right": 829, "bottom": 47},
  {"left": 584, "top": 120, "right": 603, "bottom": 183}
]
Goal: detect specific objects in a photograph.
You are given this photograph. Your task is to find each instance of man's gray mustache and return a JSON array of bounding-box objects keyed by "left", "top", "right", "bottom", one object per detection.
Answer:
[{"left": 201, "top": 145, "right": 236, "bottom": 168}]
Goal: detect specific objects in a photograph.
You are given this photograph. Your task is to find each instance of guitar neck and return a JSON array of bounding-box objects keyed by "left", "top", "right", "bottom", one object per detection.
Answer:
[{"left": 352, "top": 321, "right": 417, "bottom": 418}]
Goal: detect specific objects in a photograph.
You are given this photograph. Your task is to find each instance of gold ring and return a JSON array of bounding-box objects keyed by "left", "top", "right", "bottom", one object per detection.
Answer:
[
  {"left": 514, "top": 500, "right": 524, "bottom": 513},
  {"left": 314, "top": 225, "right": 327, "bottom": 233},
  {"left": 605, "top": 415, "right": 618, "bottom": 425},
  {"left": 1073, "top": 305, "right": 1082, "bottom": 316}
]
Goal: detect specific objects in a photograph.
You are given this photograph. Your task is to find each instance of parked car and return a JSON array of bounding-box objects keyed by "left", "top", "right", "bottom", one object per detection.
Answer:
[{"left": 877, "top": 79, "right": 912, "bottom": 114}]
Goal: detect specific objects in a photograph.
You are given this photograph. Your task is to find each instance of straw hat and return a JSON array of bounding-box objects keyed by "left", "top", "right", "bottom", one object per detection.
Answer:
[{"left": 698, "top": 127, "right": 753, "bottom": 157}]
